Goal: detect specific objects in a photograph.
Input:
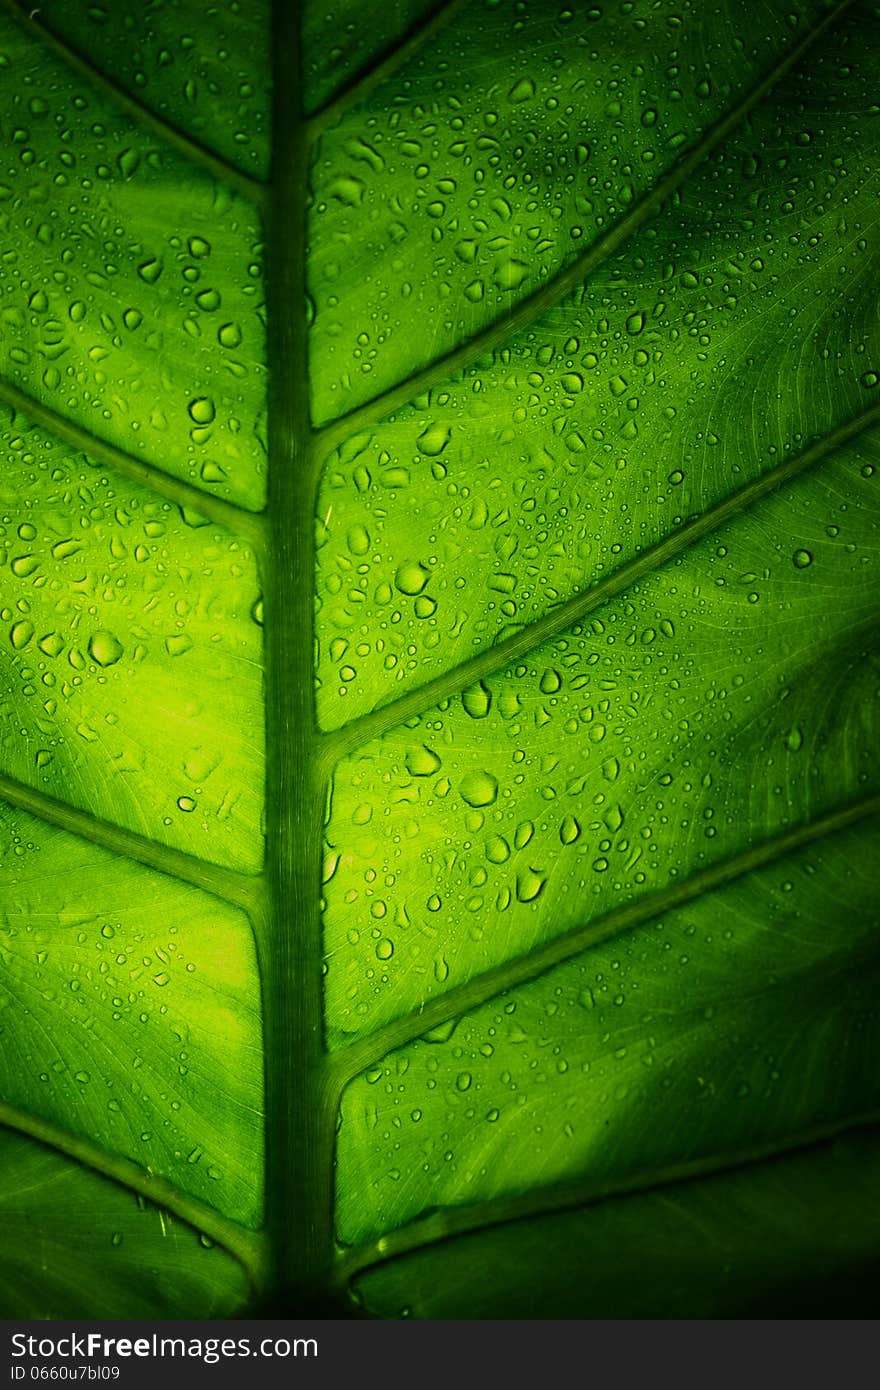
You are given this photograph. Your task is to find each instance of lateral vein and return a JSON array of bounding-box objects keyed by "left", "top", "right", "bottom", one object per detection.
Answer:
[
  {"left": 336, "top": 1108, "right": 880, "bottom": 1284},
  {"left": 325, "top": 404, "right": 880, "bottom": 761},
  {"left": 0, "top": 378, "right": 266, "bottom": 552},
  {"left": 0, "top": 773, "right": 263, "bottom": 916},
  {"left": 330, "top": 792, "right": 880, "bottom": 1083},
  {"left": 312, "top": 0, "right": 856, "bottom": 455},
  {"left": 1, "top": 0, "right": 267, "bottom": 204},
  {"left": 306, "top": 0, "right": 471, "bottom": 139},
  {"left": 0, "top": 1097, "right": 267, "bottom": 1285}
]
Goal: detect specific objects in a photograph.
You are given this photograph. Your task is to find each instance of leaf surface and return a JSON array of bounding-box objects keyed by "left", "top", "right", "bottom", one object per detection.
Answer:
[{"left": 0, "top": 0, "right": 878, "bottom": 1318}]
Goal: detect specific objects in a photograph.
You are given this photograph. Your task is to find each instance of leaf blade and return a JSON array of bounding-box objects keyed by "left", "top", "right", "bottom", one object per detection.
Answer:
[
  {"left": 336, "top": 816, "right": 880, "bottom": 1246},
  {"left": 0, "top": 1128, "right": 252, "bottom": 1317},
  {"left": 325, "top": 432, "right": 880, "bottom": 1041},
  {"left": 315, "top": 3, "right": 880, "bottom": 727},
  {"left": 308, "top": 0, "right": 853, "bottom": 426},
  {"left": 352, "top": 1123, "right": 880, "bottom": 1317},
  {"left": 0, "top": 803, "right": 265, "bottom": 1228}
]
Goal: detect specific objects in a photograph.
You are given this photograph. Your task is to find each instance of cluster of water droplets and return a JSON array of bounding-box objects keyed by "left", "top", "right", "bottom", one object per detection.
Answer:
[{"left": 0, "top": 414, "right": 264, "bottom": 869}]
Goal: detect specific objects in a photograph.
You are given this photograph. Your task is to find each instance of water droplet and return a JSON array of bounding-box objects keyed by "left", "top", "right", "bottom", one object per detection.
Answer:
[
  {"left": 347, "top": 524, "right": 370, "bottom": 556},
  {"left": 485, "top": 834, "right": 510, "bottom": 864},
  {"left": 459, "top": 770, "right": 498, "bottom": 807},
  {"left": 329, "top": 174, "right": 365, "bottom": 206},
  {"left": 603, "top": 803, "right": 624, "bottom": 833},
  {"left": 188, "top": 396, "right": 215, "bottom": 425},
  {"left": 137, "top": 258, "right": 163, "bottom": 284},
  {"left": 540, "top": 668, "right": 562, "bottom": 694},
  {"left": 418, "top": 423, "right": 450, "bottom": 456},
  {"left": 462, "top": 681, "right": 492, "bottom": 719},
  {"left": 493, "top": 257, "right": 529, "bottom": 291},
  {"left": 200, "top": 461, "right": 227, "bottom": 483},
  {"left": 218, "top": 321, "right": 243, "bottom": 348},
  {"left": 508, "top": 77, "right": 535, "bottom": 103},
  {"left": 559, "top": 815, "right": 580, "bottom": 845},
  {"left": 424, "top": 1019, "right": 458, "bottom": 1044},
  {"left": 38, "top": 632, "right": 64, "bottom": 658},
  {"left": 195, "top": 288, "right": 221, "bottom": 312},
  {"left": 406, "top": 745, "right": 441, "bottom": 777},
  {"left": 514, "top": 820, "right": 534, "bottom": 850},
  {"left": 118, "top": 148, "right": 140, "bottom": 178},
  {"left": 88, "top": 631, "right": 123, "bottom": 667},
  {"left": 516, "top": 867, "right": 546, "bottom": 902},
  {"left": 395, "top": 561, "right": 429, "bottom": 595}
]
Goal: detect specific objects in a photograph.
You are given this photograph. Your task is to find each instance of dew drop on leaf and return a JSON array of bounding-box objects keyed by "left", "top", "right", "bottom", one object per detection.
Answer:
[
  {"left": 406, "top": 745, "right": 441, "bottom": 777},
  {"left": 485, "top": 834, "right": 511, "bottom": 864},
  {"left": 493, "top": 257, "right": 529, "bottom": 291},
  {"left": 188, "top": 396, "right": 216, "bottom": 425},
  {"left": 10, "top": 620, "right": 34, "bottom": 650},
  {"left": 462, "top": 681, "right": 492, "bottom": 719},
  {"left": 508, "top": 76, "right": 535, "bottom": 103},
  {"left": 88, "top": 631, "right": 124, "bottom": 667},
  {"left": 347, "top": 525, "right": 370, "bottom": 555},
  {"left": 394, "top": 562, "right": 429, "bottom": 595},
  {"left": 459, "top": 770, "right": 498, "bottom": 808},
  {"left": 218, "top": 321, "right": 243, "bottom": 348},
  {"left": 559, "top": 815, "right": 581, "bottom": 845},
  {"left": 418, "top": 423, "right": 450, "bottom": 456},
  {"left": 38, "top": 632, "right": 64, "bottom": 658},
  {"left": 515, "top": 867, "right": 546, "bottom": 903},
  {"left": 165, "top": 634, "right": 194, "bottom": 657},
  {"left": 195, "top": 288, "right": 221, "bottom": 312},
  {"left": 136, "top": 257, "right": 163, "bottom": 284}
]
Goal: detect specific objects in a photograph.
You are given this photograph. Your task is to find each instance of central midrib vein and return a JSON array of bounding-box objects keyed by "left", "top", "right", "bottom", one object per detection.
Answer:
[{"left": 262, "top": 0, "right": 338, "bottom": 1312}]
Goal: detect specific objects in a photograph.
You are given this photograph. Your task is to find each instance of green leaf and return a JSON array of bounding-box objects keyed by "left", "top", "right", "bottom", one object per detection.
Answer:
[
  {"left": 0, "top": 0, "right": 878, "bottom": 1318},
  {"left": 0, "top": 1126, "right": 250, "bottom": 1318}
]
